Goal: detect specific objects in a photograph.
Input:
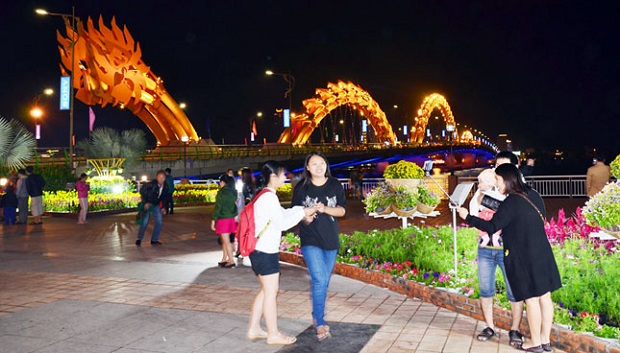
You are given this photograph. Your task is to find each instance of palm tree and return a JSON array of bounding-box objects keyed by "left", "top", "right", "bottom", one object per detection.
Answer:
[
  {"left": 0, "top": 117, "right": 36, "bottom": 170},
  {"left": 76, "top": 127, "right": 147, "bottom": 167}
]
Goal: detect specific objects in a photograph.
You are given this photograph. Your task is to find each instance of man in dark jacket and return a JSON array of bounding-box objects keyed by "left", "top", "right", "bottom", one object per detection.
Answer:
[
  {"left": 136, "top": 170, "right": 169, "bottom": 246},
  {"left": 164, "top": 168, "right": 175, "bottom": 215},
  {"left": 25, "top": 166, "right": 46, "bottom": 225}
]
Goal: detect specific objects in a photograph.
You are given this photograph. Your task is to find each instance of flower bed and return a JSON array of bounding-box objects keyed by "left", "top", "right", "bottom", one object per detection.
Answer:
[
  {"left": 44, "top": 191, "right": 141, "bottom": 213},
  {"left": 280, "top": 207, "right": 620, "bottom": 342},
  {"left": 43, "top": 183, "right": 293, "bottom": 212}
]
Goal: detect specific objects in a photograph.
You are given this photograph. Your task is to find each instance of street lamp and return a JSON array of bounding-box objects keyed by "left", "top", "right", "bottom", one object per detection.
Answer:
[
  {"left": 446, "top": 124, "right": 455, "bottom": 175},
  {"left": 179, "top": 102, "right": 187, "bottom": 110},
  {"left": 265, "top": 69, "right": 295, "bottom": 113},
  {"left": 180, "top": 136, "right": 189, "bottom": 177},
  {"left": 30, "top": 88, "right": 54, "bottom": 140},
  {"left": 36, "top": 6, "right": 77, "bottom": 168}
]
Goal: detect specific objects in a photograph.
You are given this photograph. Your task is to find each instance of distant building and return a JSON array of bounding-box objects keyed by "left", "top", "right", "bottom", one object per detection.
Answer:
[{"left": 497, "top": 133, "right": 513, "bottom": 151}]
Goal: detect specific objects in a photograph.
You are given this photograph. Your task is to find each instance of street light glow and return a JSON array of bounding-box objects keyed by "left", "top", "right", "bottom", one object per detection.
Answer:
[
  {"left": 44, "top": 88, "right": 54, "bottom": 95},
  {"left": 179, "top": 102, "right": 187, "bottom": 109},
  {"left": 180, "top": 136, "right": 189, "bottom": 143},
  {"left": 265, "top": 70, "right": 274, "bottom": 75},
  {"left": 35, "top": 8, "right": 49, "bottom": 15},
  {"left": 256, "top": 112, "right": 263, "bottom": 117},
  {"left": 30, "top": 107, "right": 43, "bottom": 119}
]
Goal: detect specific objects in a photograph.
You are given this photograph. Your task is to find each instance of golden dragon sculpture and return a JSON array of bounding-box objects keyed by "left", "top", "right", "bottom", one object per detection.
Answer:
[{"left": 57, "top": 16, "right": 199, "bottom": 146}]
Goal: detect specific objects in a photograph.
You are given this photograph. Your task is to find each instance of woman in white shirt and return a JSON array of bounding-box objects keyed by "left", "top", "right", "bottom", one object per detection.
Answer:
[{"left": 247, "top": 160, "right": 317, "bottom": 346}]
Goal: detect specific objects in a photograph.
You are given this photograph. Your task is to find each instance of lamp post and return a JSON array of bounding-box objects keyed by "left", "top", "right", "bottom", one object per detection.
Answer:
[
  {"left": 180, "top": 136, "right": 189, "bottom": 177},
  {"left": 36, "top": 6, "right": 77, "bottom": 168},
  {"left": 446, "top": 124, "right": 455, "bottom": 175},
  {"left": 265, "top": 70, "right": 295, "bottom": 113},
  {"left": 30, "top": 88, "right": 54, "bottom": 140}
]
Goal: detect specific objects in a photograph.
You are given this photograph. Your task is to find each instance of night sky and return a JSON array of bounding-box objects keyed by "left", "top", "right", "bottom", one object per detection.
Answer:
[{"left": 1, "top": 1, "right": 619, "bottom": 155}]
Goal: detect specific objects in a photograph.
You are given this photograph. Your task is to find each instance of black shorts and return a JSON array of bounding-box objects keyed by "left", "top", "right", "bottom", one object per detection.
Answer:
[{"left": 249, "top": 250, "right": 280, "bottom": 276}]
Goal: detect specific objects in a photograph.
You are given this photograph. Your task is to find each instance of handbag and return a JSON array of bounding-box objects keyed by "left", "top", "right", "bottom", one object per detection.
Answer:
[{"left": 516, "top": 193, "right": 545, "bottom": 223}]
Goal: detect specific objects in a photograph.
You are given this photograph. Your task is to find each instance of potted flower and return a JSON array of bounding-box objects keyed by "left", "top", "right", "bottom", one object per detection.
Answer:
[
  {"left": 363, "top": 182, "right": 394, "bottom": 215},
  {"left": 392, "top": 185, "right": 418, "bottom": 217},
  {"left": 583, "top": 153, "right": 620, "bottom": 238},
  {"left": 383, "top": 160, "right": 425, "bottom": 190},
  {"left": 417, "top": 185, "right": 441, "bottom": 214}
]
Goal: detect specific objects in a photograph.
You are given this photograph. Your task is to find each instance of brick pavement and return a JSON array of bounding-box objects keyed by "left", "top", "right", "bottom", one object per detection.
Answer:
[{"left": 0, "top": 202, "right": 570, "bottom": 352}]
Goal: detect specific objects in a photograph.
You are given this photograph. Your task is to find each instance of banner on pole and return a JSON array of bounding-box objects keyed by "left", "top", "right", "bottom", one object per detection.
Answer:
[
  {"left": 60, "top": 76, "right": 70, "bottom": 110},
  {"left": 89, "top": 107, "right": 96, "bottom": 132},
  {"left": 283, "top": 109, "right": 290, "bottom": 128}
]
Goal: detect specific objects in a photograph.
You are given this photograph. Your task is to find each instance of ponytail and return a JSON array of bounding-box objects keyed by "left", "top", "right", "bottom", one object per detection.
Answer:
[{"left": 255, "top": 160, "right": 286, "bottom": 193}]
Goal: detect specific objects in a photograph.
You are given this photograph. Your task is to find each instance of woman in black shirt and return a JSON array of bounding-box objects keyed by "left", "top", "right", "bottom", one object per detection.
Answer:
[
  {"left": 292, "top": 152, "right": 346, "bottom": 342},
  {"left": 458, "top": 164, "right": 561, "bottom": 352}
]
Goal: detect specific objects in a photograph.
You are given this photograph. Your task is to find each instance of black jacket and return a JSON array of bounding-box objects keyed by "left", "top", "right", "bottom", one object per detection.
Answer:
[
  {"left": 140, "top": 180, "right": 168, "bottom": 205},
  {"left": 26, "top": 173, "right": 46, "bottom": 197},
  {"left": 1, "top": 190, "right": 18, "bottom": 208}
]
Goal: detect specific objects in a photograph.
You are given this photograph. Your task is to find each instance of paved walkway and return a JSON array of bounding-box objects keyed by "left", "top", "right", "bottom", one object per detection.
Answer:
[{"left": 0, "top": 202, "right": 570, "bottom": 352}]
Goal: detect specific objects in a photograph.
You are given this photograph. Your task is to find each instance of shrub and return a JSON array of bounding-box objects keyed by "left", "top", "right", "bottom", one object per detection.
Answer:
[
  {"left": 383, "top": 160, "right": 424, "bottom": 179},
  {"left": 418, "top": 185, "right": 441, "bottom": 206}
]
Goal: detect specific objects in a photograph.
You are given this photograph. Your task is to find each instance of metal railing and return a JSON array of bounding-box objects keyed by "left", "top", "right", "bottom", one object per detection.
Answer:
[
  {"left": 456, "top": 175, "right": 589, "bottom": 198},
  {"left": 165, "top": 175, "right": 592, "bottom": 198},
  {"left": 28, "top": 141, "right": 491, "bottom": 165}
]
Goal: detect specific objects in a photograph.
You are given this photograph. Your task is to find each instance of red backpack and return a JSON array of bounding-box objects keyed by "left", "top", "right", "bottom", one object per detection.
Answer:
[{"left": 236, "top": 188, "right": 272, "bottom": 257}]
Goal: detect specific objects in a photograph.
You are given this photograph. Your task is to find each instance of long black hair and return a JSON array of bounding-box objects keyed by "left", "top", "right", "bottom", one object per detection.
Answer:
[
  {"left": 255, "top": 160, "right": 286, "bottom": 192},
  {"left": 299, "top": 151, "right": 332, "bottom": 188},
  {"left": 218, "top": 174, "right": 236, "bottom": 193},
  {"left": 240, "top": 167, "right": 255, "bottom": 195},
  {"left": 495, "top": 163, "right": 529, "bottom": 195}
]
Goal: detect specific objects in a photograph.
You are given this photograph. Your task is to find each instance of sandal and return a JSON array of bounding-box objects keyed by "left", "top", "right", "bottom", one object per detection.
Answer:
[
  {"left": 476, "top": 327, "right": 496, "bottom": 341},
  {"left": 247, "top": 330, "right": 268, "bottom": 340},
  {"left": 542, "top": 343, "right": 552, "bottom": 352},
  {"left": 267, "top": 333, "right": 297, "bottom": 345},
  {"left": 316, "top": 325, "right": 332, "bottom": 341},
  {"left": 509, "top": 330, "right": 524, "bottom": 347},
  {"left": 516, "top": 344, "right": 544, "bottom": 352}
]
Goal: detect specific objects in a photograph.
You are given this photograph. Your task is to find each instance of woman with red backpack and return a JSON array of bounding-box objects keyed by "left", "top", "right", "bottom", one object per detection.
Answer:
[{"left": 246, "top": 160, "right": 317, "bottom": 346}]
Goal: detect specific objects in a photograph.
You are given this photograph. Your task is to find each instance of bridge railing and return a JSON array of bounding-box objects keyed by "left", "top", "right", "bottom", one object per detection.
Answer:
[
  {"left": 27, "top": 141, "right": 494, "bottom": 166},
  {"left": 143, "top": 143, "right": 393, "bottom": 161}
]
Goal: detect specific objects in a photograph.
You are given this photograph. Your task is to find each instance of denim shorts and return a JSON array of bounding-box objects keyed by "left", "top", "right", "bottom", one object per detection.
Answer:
[
  {"left": 249, "top": 250, "right": 280, "bottom": 276},
  {"left": 478, "top": 246, "right": 516, "bottom": 302}
]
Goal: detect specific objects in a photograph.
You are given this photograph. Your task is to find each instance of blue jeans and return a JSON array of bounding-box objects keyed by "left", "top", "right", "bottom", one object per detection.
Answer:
[
  {"left": 137, "top": 205, "right": 163, "bottom": 242},
  {"left": 302, "top": 246, "right": 338, "bottom": 327},
  {"left": 4, "top": 207, "right": 16, "bottom": 224},
  {"left": 478, "top": 247, "right": 516, "bottom": 302}
]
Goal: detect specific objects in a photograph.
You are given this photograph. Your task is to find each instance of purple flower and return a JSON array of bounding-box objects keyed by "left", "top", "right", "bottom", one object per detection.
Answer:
[
  {"left": 559, "top": 302, "right": 565, "bottom": 308},
  {"left": 433, "top": 272, "right": 440, "bottom": 278},
  {"left": 423, "top": 272, "right": 430, "bottom": 279}
]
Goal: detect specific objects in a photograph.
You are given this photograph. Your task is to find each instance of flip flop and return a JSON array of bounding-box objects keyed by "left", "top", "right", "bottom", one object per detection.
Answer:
[
  {"left": 267, "top": 334, "right": 297, "bottom": 345},
  {"left": 247, "top": 331, "right": 268, "bottom": 340}
]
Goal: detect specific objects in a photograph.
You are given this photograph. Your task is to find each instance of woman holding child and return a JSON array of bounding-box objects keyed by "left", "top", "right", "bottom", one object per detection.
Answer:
[{"left": 459, "top": 164, "right": 561, "bottom": 352}]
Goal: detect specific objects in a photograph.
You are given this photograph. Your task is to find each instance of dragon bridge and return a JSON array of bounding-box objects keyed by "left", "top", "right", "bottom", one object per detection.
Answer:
[
  {"left": 278, "top": 81, "right": 397, "bottom": 145},
  {"left": 57, "top": 16, "right": 198, "bottom": 146}
]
